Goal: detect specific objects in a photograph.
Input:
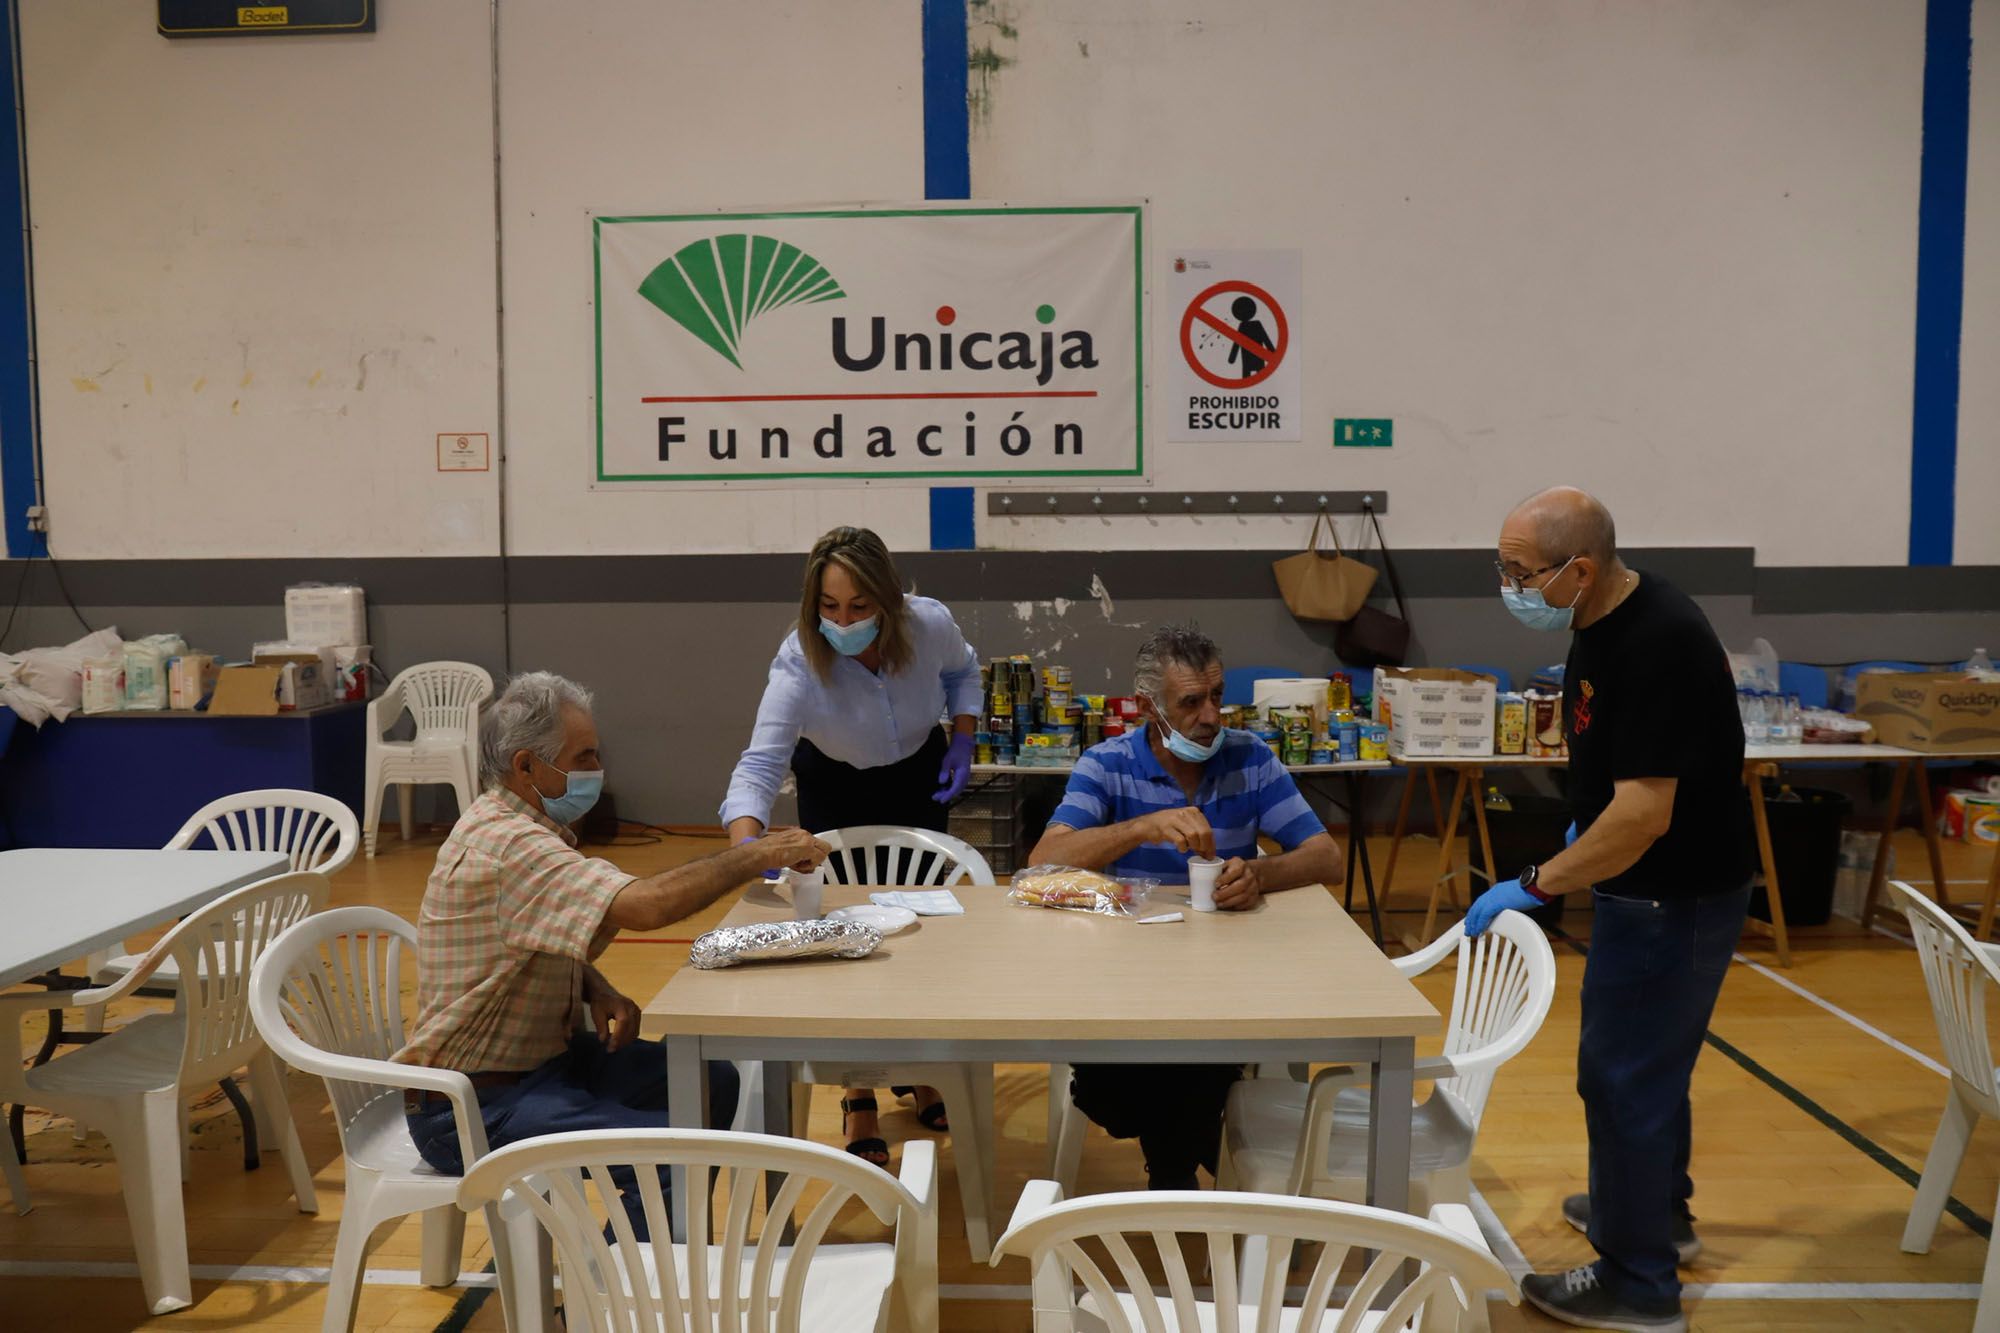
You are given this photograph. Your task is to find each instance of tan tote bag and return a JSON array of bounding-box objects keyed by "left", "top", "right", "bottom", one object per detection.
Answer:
[{"left": 1271, "top": 512, "right": 1378, "bottom": 622}]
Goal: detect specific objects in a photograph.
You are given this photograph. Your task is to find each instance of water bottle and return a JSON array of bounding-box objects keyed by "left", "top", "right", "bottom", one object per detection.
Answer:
[
  {"left": 1970, "top": 647, "right": 1995, "bottom": 677},
  {"left": 1784, "top": 694, "right": 1804, "bottom": 744}
]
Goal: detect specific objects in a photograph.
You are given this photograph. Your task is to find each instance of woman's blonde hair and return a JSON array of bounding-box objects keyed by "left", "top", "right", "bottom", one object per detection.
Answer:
[{"left": 798, "top": 526, "right": 913, "bottom": 681}]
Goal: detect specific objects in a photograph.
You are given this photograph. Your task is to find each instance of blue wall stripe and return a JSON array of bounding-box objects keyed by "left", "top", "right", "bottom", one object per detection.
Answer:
[
  {"left": 0, "top": 1, "right": 38, "bottom": 560},
  {"left": 928, "top": 486, "right": 975, "bottom": 551},
  {"left": 1907, "top": 0, "right": 1973, "bottom": 567},
  {"left": 923, "top": 0, "right": 971, "bottom": 551},
  {"left": 921, "top": 0, "right": 970, "bottom": 201}
]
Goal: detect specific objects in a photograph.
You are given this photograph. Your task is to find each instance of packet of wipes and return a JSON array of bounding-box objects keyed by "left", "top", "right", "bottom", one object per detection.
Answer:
[{"left": 868, "top": 889, "right": 966, "bottom": 916}]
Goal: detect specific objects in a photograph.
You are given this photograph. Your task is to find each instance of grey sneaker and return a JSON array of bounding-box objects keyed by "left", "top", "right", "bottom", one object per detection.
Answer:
[
  {"left": 1521, "top": 1264, "right": 1686, "bottom": 1332},
  {"left": 1562, "top": 1193, "right": 1702, "bottom": 1263}
]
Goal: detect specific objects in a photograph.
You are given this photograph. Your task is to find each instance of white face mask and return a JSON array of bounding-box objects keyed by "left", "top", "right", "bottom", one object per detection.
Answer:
[
  {"left": 1500, "top": 557, "right": 1582, "bottom": 632},
  {"left": 1148, "top": 697, "right": 1223, "bottom": 762}
]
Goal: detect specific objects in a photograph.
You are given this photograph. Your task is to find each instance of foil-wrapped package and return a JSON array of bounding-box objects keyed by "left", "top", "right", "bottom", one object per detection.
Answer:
[{"left": 689, "top": 919, "right": 883, "bottom": 970}]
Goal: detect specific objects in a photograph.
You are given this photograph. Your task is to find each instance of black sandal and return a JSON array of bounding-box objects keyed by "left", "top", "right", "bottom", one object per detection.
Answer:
[
  {"left": 891, "top": 1084, "right": 950, "bottom": 1133},
  {"left": 840, "top": 1096, "right": 890, "bottom": 1167}
]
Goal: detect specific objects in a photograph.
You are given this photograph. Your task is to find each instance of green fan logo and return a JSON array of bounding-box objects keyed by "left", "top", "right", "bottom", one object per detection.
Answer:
[{"left": 637, "top": 234, "right": 845, "bottom": 369}]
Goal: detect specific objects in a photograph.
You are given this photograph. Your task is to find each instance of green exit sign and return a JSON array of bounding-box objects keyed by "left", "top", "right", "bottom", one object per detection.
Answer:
[{"left": 1334, "top": 418, "right": 1393, "bottom": 447}]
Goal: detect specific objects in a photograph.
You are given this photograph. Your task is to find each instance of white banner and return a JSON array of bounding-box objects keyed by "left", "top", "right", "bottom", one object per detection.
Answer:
[
  {"left": 593, "top": 205, "right": 1145, "bottom": 484},
  {"left": 1164, "top": 249, "right": 1301, "bottom": 442}
]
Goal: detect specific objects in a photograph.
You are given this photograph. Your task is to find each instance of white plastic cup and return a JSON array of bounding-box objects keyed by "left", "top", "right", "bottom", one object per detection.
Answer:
[
  {"left": 1187, "top": 857, "right": 1223, "bottom": 913},
  {"left": 783, "top": 867, "right": 824, "bottom": 920}
]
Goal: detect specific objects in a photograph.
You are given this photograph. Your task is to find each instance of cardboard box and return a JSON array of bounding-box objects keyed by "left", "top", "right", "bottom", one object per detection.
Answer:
[
  {"left": 209, "top": 665, "right": 282, "bottom": 716},
  {"left": 167, "top": 654, "right": 219, "bottom": 711},
  {"left": 1377, "top": 667, "right": 1497, "bottom": 757},
  {"left": 1854, "top": 673, "right": 2000, "bottom": 755}
]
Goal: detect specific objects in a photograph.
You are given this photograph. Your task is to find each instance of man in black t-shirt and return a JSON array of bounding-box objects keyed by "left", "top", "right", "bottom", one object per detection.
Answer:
[{"left": 1465, "top": 487, "right": 1752, "bottom": 1333}]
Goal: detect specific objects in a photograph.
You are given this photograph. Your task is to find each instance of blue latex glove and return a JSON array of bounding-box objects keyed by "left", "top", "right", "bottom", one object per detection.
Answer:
[
  {"left": 740, "top": 834, "right": 780, "bottom": 880},
  {"left": 934, "top": 732, "right": 975, "bottom": 803},
  {"left": 1466, "top": 878, "right": 1543, "bottom": 937},
  {"left": 1565, "top": 820, "right": 1579, "bottom": 847}
]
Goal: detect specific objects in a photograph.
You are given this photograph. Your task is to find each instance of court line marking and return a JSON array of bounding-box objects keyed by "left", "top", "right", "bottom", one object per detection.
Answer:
[
  {"left": 1731, "top": 951, "right": 1950, "bottom": 1078},
  {"left": 0, "top": 1260, "right": 1977, "bottom": 1307}
]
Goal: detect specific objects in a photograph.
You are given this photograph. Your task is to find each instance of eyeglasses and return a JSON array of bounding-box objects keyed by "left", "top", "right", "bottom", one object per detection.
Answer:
[{"left": 1494, "top": 557, "right": 1573, "bottom": 594}]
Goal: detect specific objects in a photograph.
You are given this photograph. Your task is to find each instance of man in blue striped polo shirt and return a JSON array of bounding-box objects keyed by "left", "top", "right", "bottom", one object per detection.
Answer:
[{"left": 1031, "top": 622, "right": 1343, "bottom": 1188}]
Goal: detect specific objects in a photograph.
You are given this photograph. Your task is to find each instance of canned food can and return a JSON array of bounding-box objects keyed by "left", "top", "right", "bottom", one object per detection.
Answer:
[
  {"left": 1046, "top": 688, "right": 1072, "bottom": 709},
  {"left": 1309, "top": 745, "right": 1335, "bottom": 766},
  {"left": 1359, "top": 723, "right": 1389, "bottom": 761},
  {"left": 1103, "top": 718, "right": 1126, "bottom": 738},
  {"left": 974, "top": 742, "right": 993, "bottom": 764},
  {"left": 1337, "top": 723, "right": 1360, "bottom": 763}
]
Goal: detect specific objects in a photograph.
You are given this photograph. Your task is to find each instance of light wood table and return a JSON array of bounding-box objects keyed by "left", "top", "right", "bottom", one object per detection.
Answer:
[
  {"left": 1382, "top": 744, "right": 1959, "bottom": 966},
  {"left": 643, "top": 881, "right": 1436, "bottom": 1259}
]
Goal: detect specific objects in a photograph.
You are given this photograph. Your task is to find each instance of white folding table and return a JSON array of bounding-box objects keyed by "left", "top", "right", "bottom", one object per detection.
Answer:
[{"left": 0, "top": 848, "right": 291, "bottom": 1160}]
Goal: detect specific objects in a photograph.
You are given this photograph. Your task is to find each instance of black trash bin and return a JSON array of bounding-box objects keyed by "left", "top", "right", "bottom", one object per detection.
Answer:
[
  {"left": 1481, "top": 792, "right": 1572, "bottom": 927},
  {"left": 1749, "top": 785, "right": 1850, "bottom": 927}
]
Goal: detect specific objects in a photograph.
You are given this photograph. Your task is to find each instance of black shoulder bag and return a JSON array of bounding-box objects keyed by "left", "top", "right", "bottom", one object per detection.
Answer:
[{"left": 1334, "top": 507, "right": 1412, "bottom": 669}]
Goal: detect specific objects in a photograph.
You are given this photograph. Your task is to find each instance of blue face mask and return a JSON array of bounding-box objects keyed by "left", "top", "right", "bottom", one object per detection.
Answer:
[
  {"left": 1501, "top": 558, "right": 1581, "bottom": 632},
  {"left": 818, "top": 614, "right": 879, "bottom": 656},
  {"left": 533, "top": 760, "right": 604, "bottom": 825},
  {"left": 1149, "top": 707, "right": 1224, "bottom": 763}
]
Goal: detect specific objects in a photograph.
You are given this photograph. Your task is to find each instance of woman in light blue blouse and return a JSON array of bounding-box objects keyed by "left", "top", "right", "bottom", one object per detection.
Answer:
[{"left": 721, "top": 525, "right": 982, "bottom": 1164}]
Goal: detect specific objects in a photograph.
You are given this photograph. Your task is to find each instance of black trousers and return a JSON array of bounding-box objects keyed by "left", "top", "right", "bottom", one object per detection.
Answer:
[
  {"left": 1069, "top": 1062, "right": 1243, "bottom": 1186},
  {"left": 792, "top": 728, "right": 950, "bottom": 882}
]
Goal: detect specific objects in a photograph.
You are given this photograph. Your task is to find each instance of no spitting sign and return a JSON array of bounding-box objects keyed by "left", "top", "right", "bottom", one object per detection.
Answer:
[{"left": 1166, "top": 250, "right": 1301, "bottom": 441}]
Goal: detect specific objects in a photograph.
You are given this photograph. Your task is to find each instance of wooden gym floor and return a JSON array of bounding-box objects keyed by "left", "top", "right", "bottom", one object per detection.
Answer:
[{"left": 2, "top": 823, "right": 1996, "bottom": 1331}]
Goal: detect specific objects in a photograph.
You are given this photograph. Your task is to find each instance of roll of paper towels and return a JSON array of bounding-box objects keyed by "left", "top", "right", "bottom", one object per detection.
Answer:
[{"left": 1252, "top": 677, "right": 1331, "bottom": 728}]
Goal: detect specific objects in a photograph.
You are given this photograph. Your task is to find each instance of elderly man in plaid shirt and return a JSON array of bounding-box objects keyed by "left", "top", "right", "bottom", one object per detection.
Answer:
[{"left": 396, "top": 672, "right": 828, "bottom": 1236}]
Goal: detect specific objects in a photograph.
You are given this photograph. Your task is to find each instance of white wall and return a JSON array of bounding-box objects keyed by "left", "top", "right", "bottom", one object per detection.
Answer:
[
  {"left": 23, "top": 0, "right": 501, "bottom": 558},
  {"left": 16, "top": 2, "right": 1993, "bottom": 566},
  {"left": 970, "top": 0, "right": 1938, "bottom": 564},
  {"left": 495, "top": 0, "right": 926, "bottom": 556},
  {"left": 1956, "top": 0, "right": 2000, "bottom": 565}
]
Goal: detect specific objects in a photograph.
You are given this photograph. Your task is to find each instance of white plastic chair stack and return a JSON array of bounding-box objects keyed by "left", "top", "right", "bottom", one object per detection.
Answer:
[
  {"left": 1894, "top": 882, "right": 2000, "bottom": 1332},
  {"left": 992, "top": 1182, "right": 1517, "bottom": 1333},
  {"left": 1215, "top": 910, "right": 1555, "bottom": 1303},
  {"left": 247, "top": 904, "right": 554, "bottom": 1333},
  {"left": 456, "top": 1127, "right": 940, "bottom": 1333},
  {"left": 363, "top": 661, "right": 492, "bottom": 857},
  {"left": 789, "top": 825, "right": 1001, "bottom": 1260},
  {"left": 0, "top": 872, "right": 328, "bottom": 1316}
]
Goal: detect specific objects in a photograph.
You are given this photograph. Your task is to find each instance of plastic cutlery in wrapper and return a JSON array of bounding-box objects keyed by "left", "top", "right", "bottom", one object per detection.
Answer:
[{"left": 867, "top": 889, "right": 965, "bottom": 916}]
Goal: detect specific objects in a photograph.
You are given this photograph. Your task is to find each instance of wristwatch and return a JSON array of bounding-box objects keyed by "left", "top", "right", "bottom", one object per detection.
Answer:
[{"left": 1518, "top": 863, "right": 1553, "bottom": 903}]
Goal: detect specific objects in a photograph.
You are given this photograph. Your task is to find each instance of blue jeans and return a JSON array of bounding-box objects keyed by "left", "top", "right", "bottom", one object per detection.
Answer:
[
  {"left": 1578, "top": 884, "right": 1748, "bottom": 1311},
  {"left": 406, "top": 1033, "right": 740, "bottom": 1240}
]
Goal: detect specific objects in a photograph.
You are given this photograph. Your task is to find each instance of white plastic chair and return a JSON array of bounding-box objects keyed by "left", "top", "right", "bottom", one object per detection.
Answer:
[
  {"left": 992, "top": 1181, "right": 1517, "bottom": 1333},
  {"left": 457, "top": 1127, "right": 940, "bottom": 1333},
  {"left": 785, "top": 826, "right": 1003, "bottom": 1260},
  {"left": 248, "top": 904, "right": 554, "bottom": 1333},
  {"left": 1894, "top": 881, "right": 2000, "bottom": 1332},
  {"left": 0, "top": 871, "right": 327, "bottom": 1315},
  {"left": 88, "top": 789, "right": 362, "bottom": 997},
  {"left": 363, "top": 661, "right": 492, "bottom": 857},
  {"left": 1215, "top": 910, "right": 1555, "bottom": 1305}
]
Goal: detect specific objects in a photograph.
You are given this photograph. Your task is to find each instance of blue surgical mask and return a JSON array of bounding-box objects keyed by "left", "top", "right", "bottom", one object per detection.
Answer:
[
  {"left": 533, "top": 760, "right": 604, "bottom": 825},
  {"left": 1150, "top": 710, "right": 1224, "bottom": 763},
  {"left": 1501, "top": 558, "right": 1581, "bottom": 632},
  {"left": 818, "top": 615, "right": 879, "bottom": 656}
]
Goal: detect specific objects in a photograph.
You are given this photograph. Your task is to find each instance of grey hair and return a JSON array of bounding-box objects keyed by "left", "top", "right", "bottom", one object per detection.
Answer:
[
  {"left": 479, "top": 671, "right": 596, "bottom": 789},
  {"left": 1133, "top": 622, "right": 1223, "bottom": 702}
]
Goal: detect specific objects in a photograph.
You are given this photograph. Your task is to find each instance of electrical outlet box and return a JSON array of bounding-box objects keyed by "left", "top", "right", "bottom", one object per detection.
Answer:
[{"left": 24, "top": 505, "right": 47, "bottom": 533}]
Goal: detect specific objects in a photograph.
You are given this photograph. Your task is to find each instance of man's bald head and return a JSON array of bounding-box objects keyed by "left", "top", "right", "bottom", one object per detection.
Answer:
[{"left": 1503, "top": 486, "right": 1619, "bottom": 568}]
